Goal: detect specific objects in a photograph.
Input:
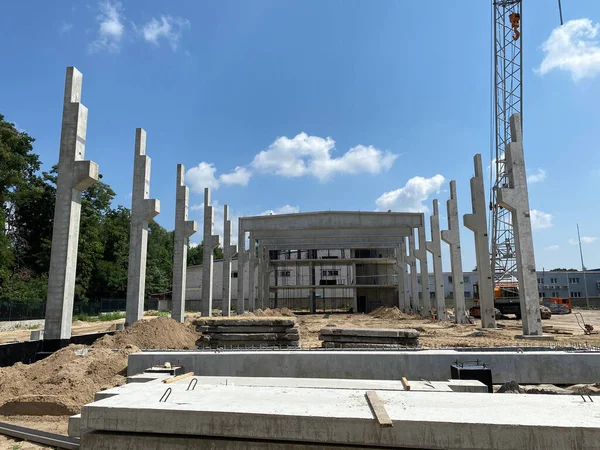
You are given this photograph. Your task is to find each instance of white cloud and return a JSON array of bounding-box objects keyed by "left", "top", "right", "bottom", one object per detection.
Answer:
[
  {"left": 260, "top": 205, "right": 301, "bottom": 216},
  {"left": 89, "top": 1, "right": 124, "bottom": 53},
  {"left": 219, "top": 166, "right": 252, "bottom": 187},
  {"left": 545, "top": 245, "right": 560, "bottom": 251},
  {"left": 538, "top": 18, "right": 600, "bottom": 81},
  {"left": 569, "top": 236, "right": 598, "bottom": 245},
  {"left": 141, "top": 15, "right": 190, "bottom": 51},
  {"left": 375, "top": 175, "right": 445, "bottom": 213},
  {"left": 60, "top": 21, "right": 73, "bottom": 34},
  {"left": 527, "top": 168, "right": 546, "bottom": 184},
  {"left": 251, "top": 133, "right": 398, "bottom": 181},
  {"left": 186, "top": 163, "right": 253, "bottom": 192},
  {"left": 530, "top": 209, "right": 553, "bottom": 230}
]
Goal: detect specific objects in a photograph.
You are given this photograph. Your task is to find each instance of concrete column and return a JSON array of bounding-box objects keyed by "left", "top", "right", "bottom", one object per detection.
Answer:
[
  {"left": 407, "top": 234, "right": 419, "bottom": 312},
  {"left": 44, "top": 67, "right": 99, "bottom": 345},
  {"left": 236, "top": 222, "right": 246, "bottom": 314},
  {"left": 248, "top": 234, "right": 257, "bottom": 312},
  {"left": 261, "top": 247, "right": 270, "bottom": 309},
  {"left": 352, "top": 262, "right": 358, "bottom": 312},
  {"left": 496, "top": 114, "right": 543, "bottom": 336},
  {"left": 426, "top": 200, "right": 446, "bottom": 320},
  {"left": 415, "top": 226, "right": 432, "bottom": 316},
  {"left": 395, "top": 239, "right": 410, "bottom": 313},
  {"left": 171, "top": 165, "right": 197, "bottom": 323},
  {"left": 463, "top": 155, "right": 496, "bottom": 328},
  {"left": 201, "top": 188, "right": 220, "bottom": 317},
  {"left": 222, "top": 205, "right": 237, "bottom": 317},
  {"left": 125, "top": 128, "right": 160, "bottom": 326},
  {"left": 441, "top": 181, "right": 467, "bottom": 324}
]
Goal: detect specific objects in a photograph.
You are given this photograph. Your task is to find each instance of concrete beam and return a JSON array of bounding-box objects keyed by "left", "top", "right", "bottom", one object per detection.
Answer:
[
  {"left": 222, "top": 205, "right": 237, "bottom": 317},
  {"left": 171, "top": 165, "right": 197, "bottom": 323},
  {"left": 441, "top": 181, "right": 468, "bottom": 324},
  {"left": 45, "top": 67, "right": 99, "bottom": 343},
  {"left": 125, "top": 128, "right": 160, "bottom": 326},
  {"left": 496, "top": 114, "right": 542, "bottom": 336},
  {"left": 407, "top": 234, "right": 419, "bottom": 312},
  {"left": 463, "top": 155, "right": 496, "bottom": 328},
  {"left": 415, "top": 227, "right": 431, "bottom": 316},
  {"left": 201, "top": 188, "right": 220, "bottom": 318},
  {"left": 240, "top": 211, "right": 423, "bottom": 232},
  {"left": 251, "top": 227, "right": 412, "bottom": 240},
  {"left": 259, "top": 237, "right": 406, "bottom": 250},
  {"left": 426, "top": 200, "right": 445, "bottom": 320}
]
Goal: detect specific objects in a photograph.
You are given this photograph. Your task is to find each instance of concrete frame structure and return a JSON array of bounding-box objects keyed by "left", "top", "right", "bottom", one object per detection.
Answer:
[
  {"left": 407, "top": 234, "right": 419, "bottom": 312},
  {"left": 496, "top": 114, "right": 542, "bottom": 336},
  {"left": 171, "top": 165, "right": 197, "bottom": 323},
  {"left": 236, "top": 212, "right": 423, "bottom": 313},
  {"left": 426, "top": 199, "right": 445, "bottom": 320},
  {"left": 441, "top": 181, "right": 468, "bottom": 324},
  {"left": 201, "top": 188, "right": 220, "bottom": 317},
  {"left": 125, "top": 129, "right": 160, "bottom": 326},
  {"left": 221, "top": 205, "right": 237, "bottom": 316},
  {"left": 44, "top": 67, "right": 99, "bottom": 345},
  {"left": 464, "top": 155, "right": 496, "bottom": 328},
  {"left": 415, "top": 227, "right": 432, "bottom": 316}
]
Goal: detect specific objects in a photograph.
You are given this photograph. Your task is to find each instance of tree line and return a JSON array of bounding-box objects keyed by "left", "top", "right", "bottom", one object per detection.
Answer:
[{"left": 0, "top": 114, "right": 219, "bottom": 304}]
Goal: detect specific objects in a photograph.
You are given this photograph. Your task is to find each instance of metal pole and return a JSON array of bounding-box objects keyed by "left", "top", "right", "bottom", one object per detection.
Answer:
[
  {"left": 558, "top": 0, "right": 564, "bottom": 25},
  {"left": 577, "top": 224, "right": 590, "bottom": 308}
]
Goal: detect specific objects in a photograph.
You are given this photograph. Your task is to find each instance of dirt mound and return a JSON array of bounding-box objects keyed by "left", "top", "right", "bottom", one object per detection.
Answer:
[
  {"left": 368, "top": 306, "right": 411, "bottom": 320},
  {"left": 243, "top": 308, "right": 295, "bottom": 317},
  {"left": 93, "top": 316, "right": 200, "bottom": 349},
  {"left": 0, "top": 344, "right": 139, "bottom": 415}
]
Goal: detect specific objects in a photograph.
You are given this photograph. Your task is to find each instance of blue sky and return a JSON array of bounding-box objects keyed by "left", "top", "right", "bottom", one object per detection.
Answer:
[{"left": 1, "top": 1, "right": 600, "bottom": 272}]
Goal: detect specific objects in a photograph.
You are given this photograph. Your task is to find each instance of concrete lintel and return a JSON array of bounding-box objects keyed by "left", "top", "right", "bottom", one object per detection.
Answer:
[
  {"left": 463, "top": 155, "right": 495, "bottom": 328},
  {"left": 426, "top": 200, "right": 445, "bottom": 320},
  {"left": 441, "top": 181, "right": 468, "bottom": 324},
  {"left": 126, "top": 127, "right": 159, "bottom": 326},
  {"left": 172, "top": 164, "right": 196, "bottom": 323},
  {"left": 45, "top": 66, "right": 99, "bottom": 341},
  {"left": 496, "top": 114, "right": 542, "bottom": 336}
]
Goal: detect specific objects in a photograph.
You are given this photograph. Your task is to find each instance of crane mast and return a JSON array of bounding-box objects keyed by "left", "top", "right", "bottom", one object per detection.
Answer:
[{"left": 491, "top": 0, "right": 522, "bottom": 290}]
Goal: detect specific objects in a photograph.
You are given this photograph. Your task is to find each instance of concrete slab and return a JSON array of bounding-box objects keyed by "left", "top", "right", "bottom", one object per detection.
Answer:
[
  {"left": 126, "top": 373, "right": 170, "bottom": 384},
  {"left": 319, "top": 328, "right": 419, "bottom": 338},
  {"left": 81, "top": 382, "right": 600, "bottom": 449},
  {"left": 128, "top": 349, "right": 600, "bottom": 384},
  {"left": 194, "top": 318, "right": 296, "bottom": 327}
]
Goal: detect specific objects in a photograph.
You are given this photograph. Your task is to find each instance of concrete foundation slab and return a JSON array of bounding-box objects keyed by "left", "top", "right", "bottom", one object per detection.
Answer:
[
  {"left": 80, "top": 381, "right": 600, "bottom": 449},
  {"left": 128, "top": 349, "right": 600, "bottom": 385}
]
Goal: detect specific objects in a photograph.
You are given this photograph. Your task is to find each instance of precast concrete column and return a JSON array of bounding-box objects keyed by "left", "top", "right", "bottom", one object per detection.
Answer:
[
  {"left": 125, "top": 128, "right": 160, "bottom": 326},
  {"left": 248, "top": 234, "right": 257, "bottom": 312},
  {"left": 426, "top": 200, "right": 446, "bottom": 320},
  {"left": 463, "top": 155, "right": 496, "bottom": 328},
  {"left": 222, "top": 205, "right": 237, "bottom": 317},
  {"left": 441, "top": 181, "right": 468, "bottom": 324},
  {"left": 236, "top": 222, "right": 246, "bottom": 314},
  {"left": 201, "top": 188, "right": 220, "bottom": 317},
  {"left": 45, "top": 67, "right": 99, "bottom": 345},
  {"left": 407, "top": 234, "right": 419, "bottom": 312},
  {"left": 401, "top": 239, "right": 411, "bottom": 312},
  {"left": 415, "top": 226, "right": 432, "bottom": 316},
  {"left": 256, "top": 243, "right": 264, "bottom": 309},
  {"left": 496, "top": 114, "right": 542, "bottom": 336},
  {"left": 171, "top": 165, "right": 197, "bottom": 323},
  {"left": 394, "top": 239, "right": 410, "bottom": 312},
  {"left": 261, "top": 246, "right": 270, "bottom": 309},
  {"left": 352, "top": 262, "right": 358, "bottom": 312}
]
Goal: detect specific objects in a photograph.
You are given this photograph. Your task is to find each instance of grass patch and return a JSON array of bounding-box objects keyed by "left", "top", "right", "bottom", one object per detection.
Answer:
[{"left": 73, "top": 311, "right": 125, "bottom": 322}]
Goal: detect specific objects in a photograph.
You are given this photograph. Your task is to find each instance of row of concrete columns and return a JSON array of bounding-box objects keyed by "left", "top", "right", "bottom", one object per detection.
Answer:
[{"left": 43, "top": 66, "right": 541, "bottom": 344}]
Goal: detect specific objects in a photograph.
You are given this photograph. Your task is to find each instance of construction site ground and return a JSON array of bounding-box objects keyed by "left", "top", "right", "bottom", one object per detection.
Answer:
[{"left": 1, "top": 308, "right": 600, "bottom": 448}]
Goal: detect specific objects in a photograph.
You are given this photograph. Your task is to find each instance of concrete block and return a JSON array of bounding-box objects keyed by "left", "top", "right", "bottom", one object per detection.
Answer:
[
  {"left": 203, "top": 333, "right": 300, "bottom": 341},
  {"left": 30, "top": 330, "right": 43, "bottom": 341},
  {"left": 447, "top": 379, "right": 489, "bottom": 393},
  {"left": 193, "top": 318, "right": 296, "bottom": 327},
  {"left": 68, "top": 414, "right": 81, "bottom": 438},
  {"left": 200, "top": 341, "right": 300, "bottom": 348},
  {"left": 126, "top": 373, "right": 170, "bottom": 384},
  {"left": 319, "top": 327, "right": 419, "bottom": 339}
]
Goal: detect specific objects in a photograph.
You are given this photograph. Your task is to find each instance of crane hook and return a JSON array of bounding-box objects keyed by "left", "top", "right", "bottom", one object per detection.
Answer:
[{"left": 509, "top": 13, "right": 521, "bottom": 40}]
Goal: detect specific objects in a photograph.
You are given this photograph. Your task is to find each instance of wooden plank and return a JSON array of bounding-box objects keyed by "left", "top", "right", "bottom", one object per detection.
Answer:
[
  {"left": 401, "top": 377, "right": 411, "bottom": 391},
  {"left": 365, "top": 391, "right": 393, "bottom": 428},
  {"left": 163, "top": 372, "right": 194, "bottom": 384}
]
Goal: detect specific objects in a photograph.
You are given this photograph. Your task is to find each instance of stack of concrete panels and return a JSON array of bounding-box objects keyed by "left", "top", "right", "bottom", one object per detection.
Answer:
[
  {"left": 194, "top": 317, "right": 300, "bottom": 348},
  {"left": 319, "top": 327, "right": 419, "bottom": 348}
]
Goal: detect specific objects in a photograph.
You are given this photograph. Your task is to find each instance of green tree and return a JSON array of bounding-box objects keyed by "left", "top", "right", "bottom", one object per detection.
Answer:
[
  {"left": 145, "top": 220, "right": 174, "bottom": 295},
  {"left": 187, "top": 242, "right": 224, "bottom": 266}
]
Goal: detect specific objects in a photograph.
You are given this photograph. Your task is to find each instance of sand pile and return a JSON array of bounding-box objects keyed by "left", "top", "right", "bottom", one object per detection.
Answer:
[
  {"left": 368, "top": 306, "right": 412, "bottom": 320},
  {"left": 93, "top": 316, "right": 200, "bottom": 350},
  {"left": 0, "top": 344, "right": 139, "bottom": 416},
  {"left": 243, "top": 308, "right": 295, "bottom": 317}
]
